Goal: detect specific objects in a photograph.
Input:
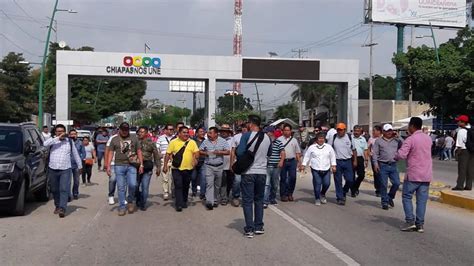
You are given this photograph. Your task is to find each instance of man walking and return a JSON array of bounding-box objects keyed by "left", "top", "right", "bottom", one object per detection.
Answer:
[
  {"left": 351, "top": 125, "right": 369, "bottom": 197},
  {"left": 368, "top": 125, "right": 383, "bottom": 197},
  {"left": 200, "top": 127, "right": 230, "bottom": 209},
  {"left": 397, "top": 117, "right": 433, "bottom": 233},
  {"left": 163, "top": 126, "right": 200, "bottom": 212},
  {"left": 278, "top": 124, "right": 302, "bottom": 202},
  {"left": 264, "top": 126, "right": 285, "bottom": 208},
  {"left": 44, "top": 124, "right": 83, "bottom": 218},
  {"left": 444, "top": 133, "right": 455, "bottom": 161},
  {"left": 329, "top": 123, "right": 357, "bottom": 205},
  {"left": 236, "top": 115, "right": 271, "bottom": 238},
  {"left": 220, "top": 124, "right": 234, "bottom": 205},
  {"left": 372, "top": 124, "right": 402, "bottom": 210},
  {"left": 106, "top": 122, "right": 144, "bottom": 216},
  {"left": 95, "top": 129, "right": 109, "bottom": 171},
  {"left": 157, "top": 124, "right": 174, "bottom": 200},
  {"left": 193, "top": 127, "right": 206, "bottom": 199},
  {"left": 452, "top": 115, "right": 473, "bottom": 191},
  {"left": 105, "top": 133, "right": 118, "bottom": 205},
  {"left": 69, "top": 129, "right": 86, "bottom": 200},
  {"left": 136, "top": 126, "right": 161, "bottom": 211},
  {"left": 229, "top": 123, "right": 249, "bottom": 207}
]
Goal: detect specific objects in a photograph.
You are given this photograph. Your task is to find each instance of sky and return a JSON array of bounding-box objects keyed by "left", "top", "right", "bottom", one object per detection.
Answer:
[{"left": 0, "top": 0, "right": 468, "bottom": 111}]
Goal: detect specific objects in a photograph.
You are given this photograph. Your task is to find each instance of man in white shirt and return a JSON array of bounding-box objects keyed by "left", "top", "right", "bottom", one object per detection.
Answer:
[
  {"left": 452, "top": 115, "right": 473, "bottom": 191},
  {"left": 157, "top": 124, "right": 175, "bottom": 200},
  {"left": 301, "top": 133, "right": 336, "bottom": 206},
  {"left": 444, "top": 134, "right": 455, "bottom": 161},
  {"left": 325, "top": 123, "right": 337, "bottom": 142},
  {"left": 42, "top": 126, "right": 51, "bottom": 141},
  {"left": 278, "top": 124, "right": 302, "bottom": 202}
]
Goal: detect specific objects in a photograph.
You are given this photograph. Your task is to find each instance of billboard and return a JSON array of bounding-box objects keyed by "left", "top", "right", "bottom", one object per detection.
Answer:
[
  {"left": 169, "top": 81, "right": 205, "bottom": 93},
  {"left": 366, "top": 0, "right": 469, "bottom": 28}
]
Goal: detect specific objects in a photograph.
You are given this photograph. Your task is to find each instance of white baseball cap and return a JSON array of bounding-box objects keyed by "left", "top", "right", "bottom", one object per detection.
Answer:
[{"left": 383, "top": 124, "right": 393, "bottom": 131}]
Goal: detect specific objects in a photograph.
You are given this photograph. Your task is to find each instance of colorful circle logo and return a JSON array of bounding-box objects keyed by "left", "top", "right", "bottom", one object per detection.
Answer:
[{"left": 123, "top": 56, "right": 161, "bottom": 68}]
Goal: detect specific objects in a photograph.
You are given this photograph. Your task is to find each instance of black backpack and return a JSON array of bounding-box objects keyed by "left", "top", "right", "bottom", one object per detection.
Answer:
[
  {"left": 172, "top": 141, "right": 189, "bottom": 168},
  {"left": 466, "top": 128, "right": 474, "bottom": 153},
  {"left": 232, "top": 132, "right": 264, "bottom": 175}
]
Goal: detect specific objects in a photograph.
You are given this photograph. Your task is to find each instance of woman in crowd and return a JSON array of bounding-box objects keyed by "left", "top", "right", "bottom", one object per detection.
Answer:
[{"left": 82, "top": 136, "right": 96, "bottom": 185}]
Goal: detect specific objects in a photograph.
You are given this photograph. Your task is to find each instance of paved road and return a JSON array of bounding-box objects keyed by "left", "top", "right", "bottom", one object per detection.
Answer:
[
  {"left": 1, "top": 169, "right": 473, "bottom": 265},
  {"left": 431, "top": 158, "right": 458, "bottom": 186}
]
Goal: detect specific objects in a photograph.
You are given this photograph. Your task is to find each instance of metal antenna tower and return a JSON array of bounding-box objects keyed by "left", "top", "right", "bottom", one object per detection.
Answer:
[{"left": 233, "top": 0, "right": 242, "bottom": 94}]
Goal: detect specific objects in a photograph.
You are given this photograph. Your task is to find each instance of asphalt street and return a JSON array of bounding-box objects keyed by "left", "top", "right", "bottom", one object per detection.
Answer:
[
  {"left": 431, "top": 158, "right": 458, "bottom": 186},
  {"left": 0, "top": 168, "right": 473, "bottom": 266}
]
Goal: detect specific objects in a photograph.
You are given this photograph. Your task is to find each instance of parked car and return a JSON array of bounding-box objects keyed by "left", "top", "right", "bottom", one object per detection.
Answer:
[
  {"left": 0, "top": 122, "right": 49, "bottom": 215},
  {"left": 76, "top": 129, "right": 91, "bottom": 141}
]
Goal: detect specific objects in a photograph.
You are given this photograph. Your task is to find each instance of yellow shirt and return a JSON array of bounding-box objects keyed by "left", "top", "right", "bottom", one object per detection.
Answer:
[{"left": 166, "top": 138, "right": 199, "bottom": 170}]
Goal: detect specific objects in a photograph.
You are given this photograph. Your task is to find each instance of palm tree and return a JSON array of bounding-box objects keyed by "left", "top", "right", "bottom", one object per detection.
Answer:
[{"left": 291, "top": 84, "right": 338, "bottom": 123}]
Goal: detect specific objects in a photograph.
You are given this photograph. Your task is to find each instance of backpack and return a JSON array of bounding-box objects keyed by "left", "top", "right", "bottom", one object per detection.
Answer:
[
  {"left": 232, "top": 132, "right": 265, "bottom": 175},
  {"left": 466, "top": 128, "right": 474, "bottom": 153},
  {"left": 332, "top": 133, "right": 353, "bottom": 152}
]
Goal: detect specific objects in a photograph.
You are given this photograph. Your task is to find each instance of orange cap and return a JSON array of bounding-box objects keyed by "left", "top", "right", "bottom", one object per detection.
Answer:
[{"left": 336, "top": 123, "right": 347, "bottom": 130}]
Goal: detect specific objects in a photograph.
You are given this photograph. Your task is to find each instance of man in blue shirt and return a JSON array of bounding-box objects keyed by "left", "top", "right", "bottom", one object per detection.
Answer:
[
  {"left": 95, "top": 129, "right": 109, "bottom": 171},
  {"left": 69, "top": 129, "right": 86, "bottom": 200}
]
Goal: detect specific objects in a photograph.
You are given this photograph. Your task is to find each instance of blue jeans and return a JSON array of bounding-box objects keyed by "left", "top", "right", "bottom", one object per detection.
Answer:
[
  {"left": 136, "top": 171, "right": 152, "bottom": 208},
  {"left": 334, "top": 159, "right": 354, "bottom": 200},
  {"left": 280, "top": 159, "right": 297, "bottom": 197},
  {"left": 402, "top": 181, "right": 430, "bottom": 226},
  {"left": 97, "top": 150, "right": 105, "bottom": 169},
  {"left": 233, "top": 174, "right": 241, "bottom": 199},
  {"left": 241, "top": 174, "right": 266, "bottom": 233},
  {"left": 70, "top": 168, "right": 80, "bottom": 198},
  {"left": 115, "top": 165, "right": 137, "bottom": 211},
  {"left": 264, "top": 166, "right": 280, "bottom": 204},
  {"left": 49, "top": 168, "right": 72, "bottom": 210},
  {"left": 193, "top": 164, "right": 206, "bottom": 196},
  {"left": 311, "top": 169, "right": 331, "bottom": 200},
  {"left": 379, "top": 162, "right": 400, "bottom": 206},
  {"left": 444, "top": 148, "right": 452, "bottom": 160},
  {"left": 108, "top": 166, "right": 116, "bottom": 197}
]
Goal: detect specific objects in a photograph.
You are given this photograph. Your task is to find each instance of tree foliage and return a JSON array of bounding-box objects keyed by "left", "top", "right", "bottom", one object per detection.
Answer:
[
  {"left": 37, "top": 42, "right": 147, "bottom": 125},
  {"left": 190, "top": 107, "right": 205, "bottom": 127},
  {"left": 217, "top": 94, "right": 253, "bottom": 114},
  {"left": 0, "top": 52, "right": 36, "bottom": 122},
  {"left": 359, "top": 75, "right": 397, "bottom": 99},
  {"left": 214, "top": 110, "right": 257, "bottom": 126},
  {"left": 274, "top": 102, "right": 298, "bottom": 122},
  {"left": 392, "top": 27, "right": 474, "bottom": 118}
]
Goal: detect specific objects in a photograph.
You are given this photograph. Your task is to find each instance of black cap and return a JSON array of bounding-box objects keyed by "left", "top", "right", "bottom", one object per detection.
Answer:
[{"left": 119, "top": 122, "right": 130, "bottom": 130}]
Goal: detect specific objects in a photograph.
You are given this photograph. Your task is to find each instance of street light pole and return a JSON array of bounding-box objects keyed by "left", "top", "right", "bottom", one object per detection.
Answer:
[
  {"left": 37, "top": 0, "right": 76, "bottom": 129},
  {"left": 429, "top": 22, "right": 440, "bottom": 65},
  {"left": 362, "top": 23, "right": 378, "bottom": 134}
]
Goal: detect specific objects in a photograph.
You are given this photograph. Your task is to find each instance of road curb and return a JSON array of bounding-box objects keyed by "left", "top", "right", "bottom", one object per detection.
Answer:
[{"left": 439, "top": 190, "right": 474, "bottom": 210}]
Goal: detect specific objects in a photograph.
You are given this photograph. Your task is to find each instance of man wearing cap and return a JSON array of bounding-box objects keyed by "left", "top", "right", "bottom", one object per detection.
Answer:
[
  {"left": 278, "top": 123, "right": 302, "bottom": 202},
  {"left": 219, "top": 124, "right": 234, "bottom": 204},
  {"left": 264, "top": 126, "right": 285, "bottom": 207},
  {"left": 452, "top": 115, "right": 473, "bottom": 191},
  {"left": 106, "top": 122, "right": 144, "bottom": 216},
  {"left": 329, "top": 122, "right": 357, "bottom": 205},
  {"left": 372, "top": 124, "right": 402, "bottom": 210}
]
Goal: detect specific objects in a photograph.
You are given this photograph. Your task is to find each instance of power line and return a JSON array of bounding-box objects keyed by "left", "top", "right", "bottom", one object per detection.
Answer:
[
  {"left": 0, "top": 10, "right": 44, "bottom": 43},
  {"left": 0, "top": 33, "right": 39, "bottom": 56},
  {"left": 12, "top": 0, "right": 43, "bottom": 25}
]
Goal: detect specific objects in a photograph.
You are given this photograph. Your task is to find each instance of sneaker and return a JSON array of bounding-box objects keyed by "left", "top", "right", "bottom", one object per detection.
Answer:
[
  {"left": 127, "top": 203, "right": 135, "bottom": 214},
  {"left": 231, "top": 198, "right": 240, "bottom": 207},
  {"left": 263, "top": 204, "right": 268, "bottom": 209},
  {"left": 163, "top": 193, "right": 169, "bottom": 200},
  {"left": 388, "top": 199, "right": 395, "bottom": 208},
  {"left": 270, "top": 199, "right": 278, "bottom": 205},
  {"left": 205, "top": 203, "right": 214, "bottom": 210},
  {"left": 124, "top": 200, "right": 128, "bottom": 205},
  {"left": 108, "top": 196, "right": 115, "bottom": 205},
  {"left": 118, "top": 210, "right": 126, "bottom": 216},
  {"left": 255, "top": 229, "right": 265, "bottom": 235},
  {"left": 320, "top": 197, "right": 327, "bottom": 204},
  {"left": 315, "top": 199, "right": 321, "bottom": 206},
  {"left": 400, "top": 222, "right": 416, "bottom": 232},
  {"left": 416, "top": 225, "right": 424, "bottom": 233},
  {"left": 58, "top": 208, "right": 66, "bottom": 218},
  {"left": 244, "top": 231, "right": 255, "bottom": 238},
  {"left": 382, "top": 205, "right": 389, "bottom": 210}
]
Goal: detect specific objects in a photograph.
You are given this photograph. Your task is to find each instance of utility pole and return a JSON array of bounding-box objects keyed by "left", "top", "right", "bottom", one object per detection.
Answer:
[
  {"left": 254, "top": 83, "right": 262, "bottom": 117},
  {"left": 292, "top": 48, "right": 308, "bottom": 125},
  {"left": 362, "top": 23, "right": 378, "bottom": 134},
  {"left": 408, "top": 26, "right": 414, "bottom": 117}
]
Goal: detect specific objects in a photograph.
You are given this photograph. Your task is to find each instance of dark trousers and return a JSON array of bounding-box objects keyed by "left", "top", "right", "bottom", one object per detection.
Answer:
[
  {"left": 352, "top": 156, "right": 366, "bottom": 193},
  {"left": 70, "top": 168, "right": 80, "bottom": 198},
  {"left": 456, "top": 150, "right": 474, "bottom": 189},
  {"left": 97, "top": 150, "right": 105, "bottom": 169},
  {"left": 172, "top": 169, "right": 192, "bottom": 209},
  {"left": 280, "top": 159, "right": 297, "bottom": 197},
  {"left": 191, "top": 164, "right": 203, "bottom": 194},
  {"left": 241, "top": 174, "right": 266, "bottom": 233},
  {"left": 371, "top": 160, "right": 381, "bottom": 194},
  {"left": 82, "top": 163, "right": 92, "bottom": 183},
  {"left": 224, "top": 170, "right": 235, "bottom": 198}
]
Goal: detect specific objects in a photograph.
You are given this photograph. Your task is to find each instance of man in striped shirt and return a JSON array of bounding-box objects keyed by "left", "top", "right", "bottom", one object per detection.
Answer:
[
  {"left": 157, "top": 124, "right": 174, "bottom": 200},
  {"left": 263, "top": 126, "right": 285, "bottom": 208}
]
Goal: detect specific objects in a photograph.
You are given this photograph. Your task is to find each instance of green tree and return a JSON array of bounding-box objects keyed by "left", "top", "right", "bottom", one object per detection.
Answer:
[
  {"left": 274, "top": 102, "right": 298, "bottom": 122},
  {"left": 0, "top": 52, "right": 36, "bottom": 122},
  {"left": 217, "top": 94, "right": 253, "bottom": 114},
  {"left": 291, "top": 84, "right": 338, "bottom": 123},
  {"left": 393, "top": 27, "right": 474, "bottom": 118},
  {"left": 358, "top": 75, "right": 397, "bottom": 99},
  {"left": 190, "top": 107, "right": 205, "bottom": 127},
  {"left": 214, "top": 110, "right": 257, "bottom": 126},
  {"left": 36, "top": 42, "right": 146, "bottom": 124}
]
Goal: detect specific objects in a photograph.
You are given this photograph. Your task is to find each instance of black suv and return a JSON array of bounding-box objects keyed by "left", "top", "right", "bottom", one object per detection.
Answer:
[{"left": 0, "top": 122, "right": 49, "bottom": 215}]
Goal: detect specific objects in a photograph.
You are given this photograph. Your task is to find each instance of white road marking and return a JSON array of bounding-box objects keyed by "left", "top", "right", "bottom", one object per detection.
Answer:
[{"left": 269, "top": 205, "right": 360, "bottom": 266}]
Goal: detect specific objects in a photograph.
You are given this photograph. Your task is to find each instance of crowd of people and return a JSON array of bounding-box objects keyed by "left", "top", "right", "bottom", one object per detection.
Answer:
[{"left": 41, "top": 113, "right": 473, "bottom": 238}]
